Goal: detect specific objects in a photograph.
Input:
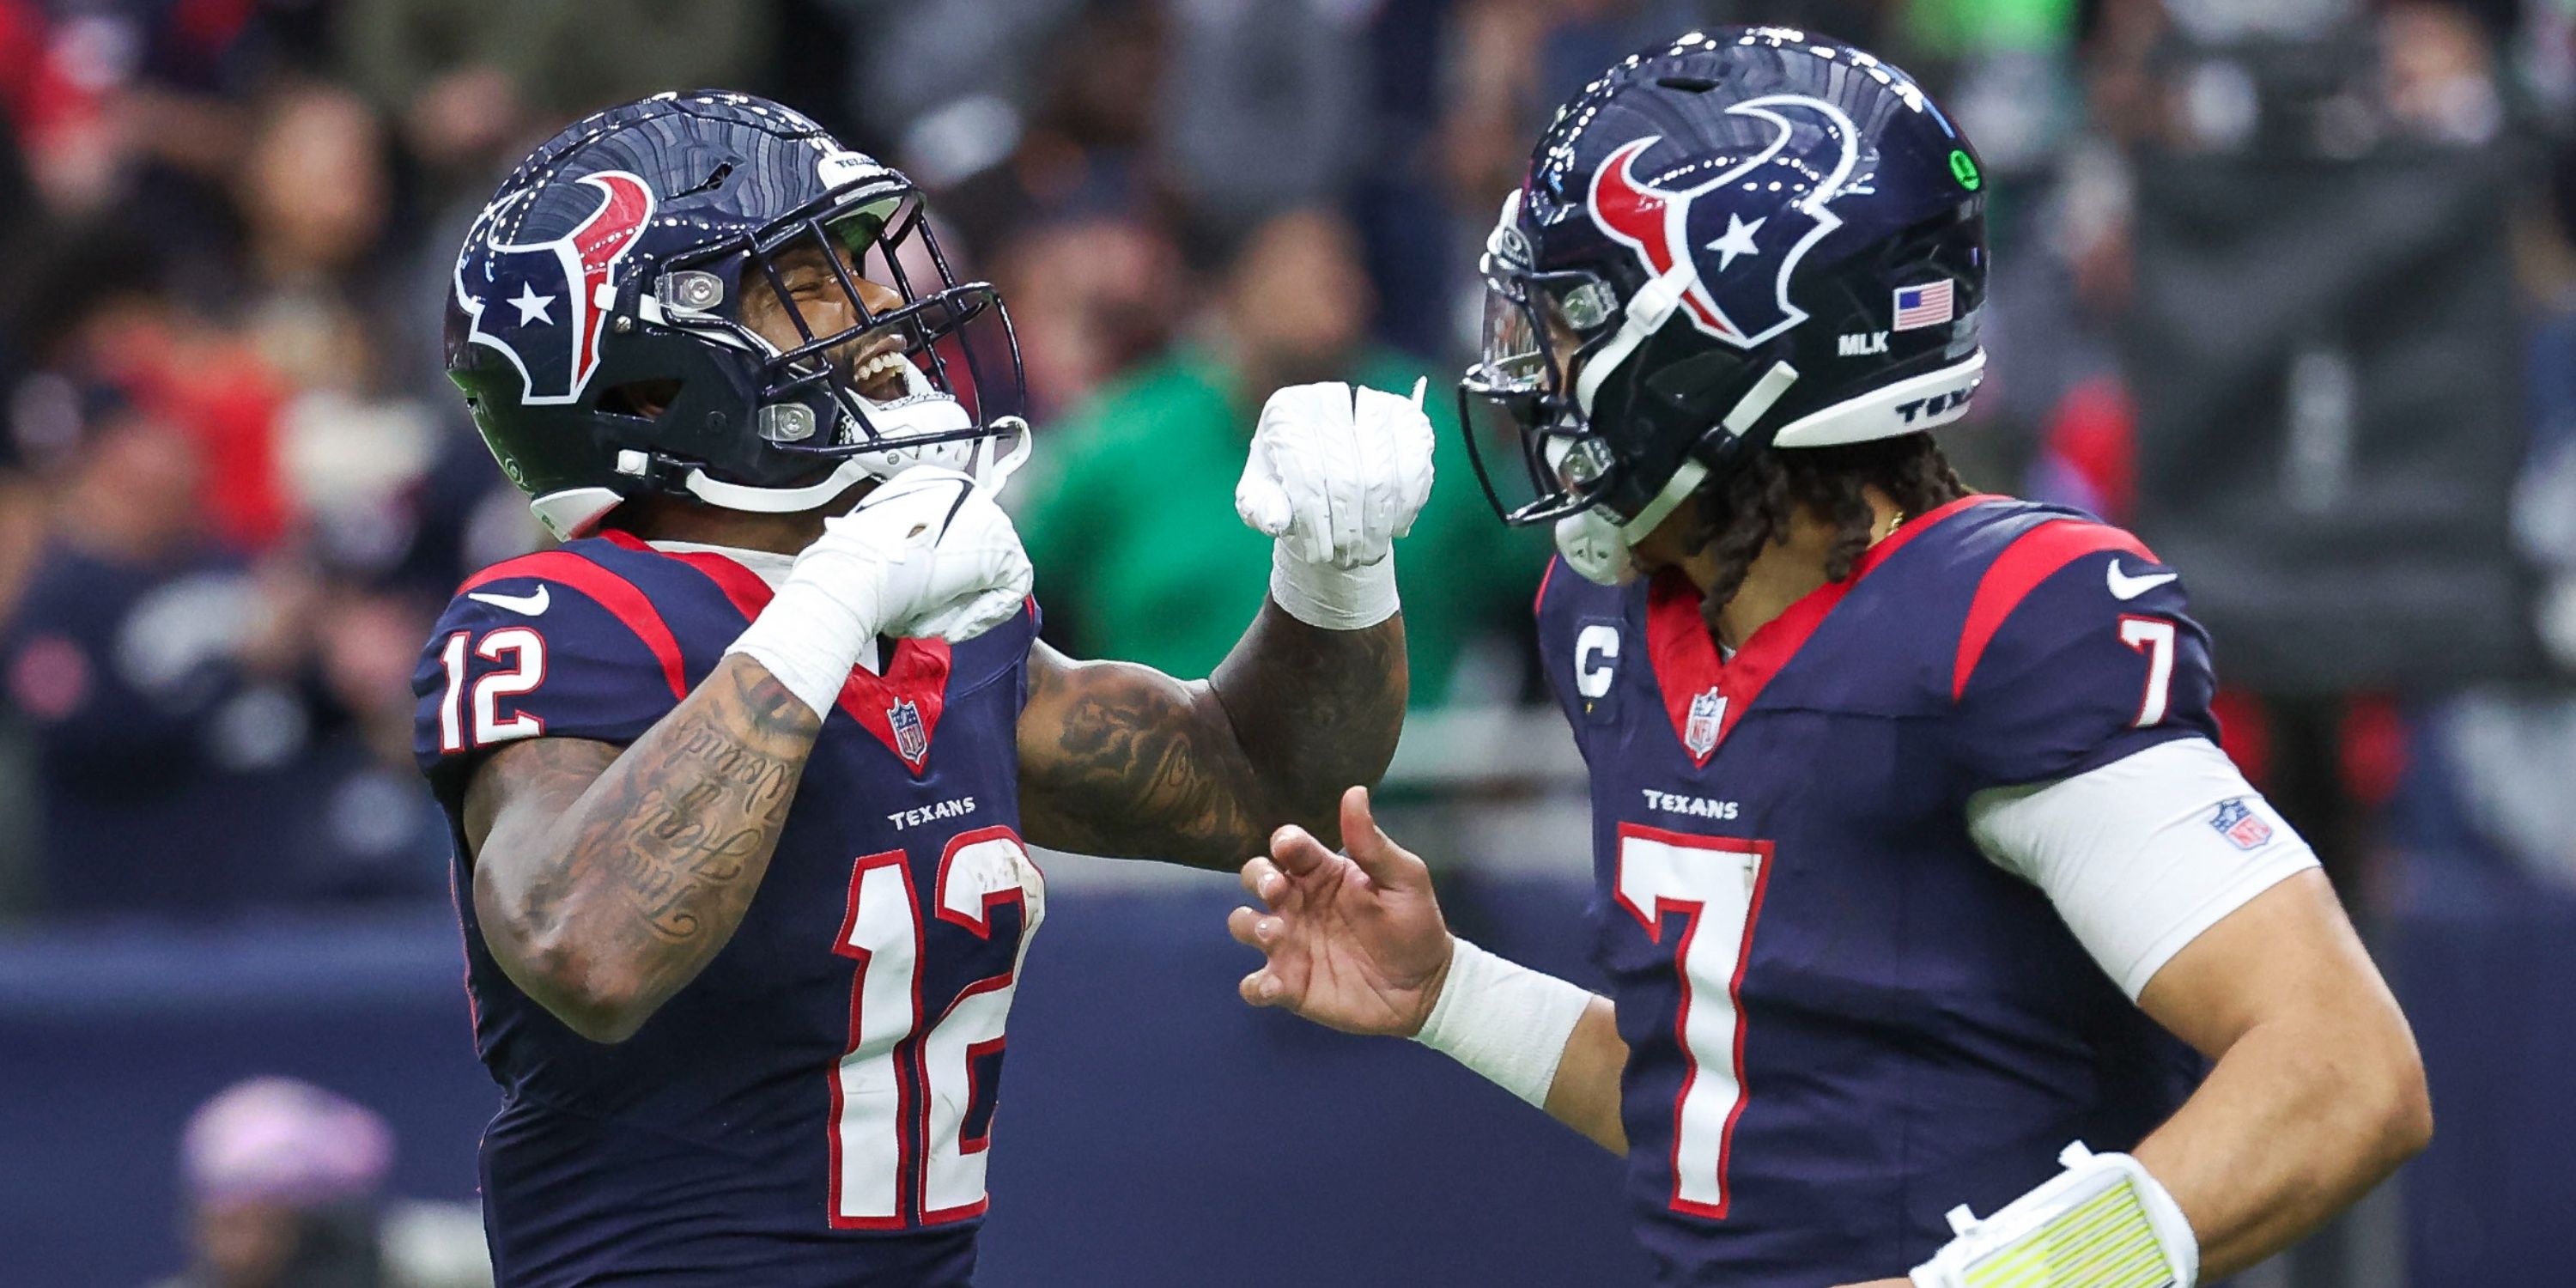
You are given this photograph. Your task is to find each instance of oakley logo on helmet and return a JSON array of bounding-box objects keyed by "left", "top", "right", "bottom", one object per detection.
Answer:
[
  {"left": 1586, "top": 94, "right": 1862, "bottom": 349},
  {"left": 454, "top": 171, "right": 659, "bottom": 406}
]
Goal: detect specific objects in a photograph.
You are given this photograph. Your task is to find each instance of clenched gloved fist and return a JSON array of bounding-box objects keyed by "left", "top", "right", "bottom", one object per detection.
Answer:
[
  {"left": 726, "top": 466, "right": 1031, "bottom": 719},
  {"left": 1234, "top": 380, "right": 1435, "bottom": 629},
  {"left": 838, "top": 467, "right": 1033, "bottom": 643}
]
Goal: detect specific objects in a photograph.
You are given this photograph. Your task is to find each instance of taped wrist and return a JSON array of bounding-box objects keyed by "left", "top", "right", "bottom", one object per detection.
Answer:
[
  {"left": 1910, "top": 1143, "right": 2199, "bottom": 1288},
  {"left": 1269, "top": 542, "right": 1399, "bottom": 631},
  {"left": 1412, "top": 939, "right": 1592, "bottom": 1109},
  {"left": 725, "top": 573, "right": 880, "bottom": 720}
]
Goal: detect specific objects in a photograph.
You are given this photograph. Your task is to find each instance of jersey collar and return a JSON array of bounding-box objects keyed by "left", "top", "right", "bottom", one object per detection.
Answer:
[
  {"left": 600, "top": 530, "right": 951, "bottom": 775},
  {"left": 1646, "top": 494, "right": 1998, "bottom": 767}
]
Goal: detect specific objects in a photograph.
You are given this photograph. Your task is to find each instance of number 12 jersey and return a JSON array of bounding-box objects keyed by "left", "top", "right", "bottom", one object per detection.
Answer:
[{"left": 412, "top": 532, "right": 1042, "bottom": 1288}]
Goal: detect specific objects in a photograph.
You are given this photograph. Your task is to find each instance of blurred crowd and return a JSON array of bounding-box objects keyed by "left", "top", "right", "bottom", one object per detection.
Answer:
[{"left": 1, "top": 0, "right": 2573, "bottom": 927}]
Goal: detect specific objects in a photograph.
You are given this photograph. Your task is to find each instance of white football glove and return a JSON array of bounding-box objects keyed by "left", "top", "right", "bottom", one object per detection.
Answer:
[
  {"left": 726, "top": 466, "right": 1033, "bottom": 718},
  {"left": 1234, "top": 380, "right": 1435, "bottom": 629}
]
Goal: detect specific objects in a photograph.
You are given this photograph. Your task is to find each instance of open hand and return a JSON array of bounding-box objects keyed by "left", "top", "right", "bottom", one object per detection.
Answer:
[{"left": 1230, "top": 786, "right": 1453, "bottom": 1036}]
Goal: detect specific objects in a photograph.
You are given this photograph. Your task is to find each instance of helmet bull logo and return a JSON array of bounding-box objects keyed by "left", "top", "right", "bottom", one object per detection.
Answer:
[
  {"left": 1586, "top": 95, "right": 1862, "bottom": 349},
  {"left": 454, "top": 171, "right": 659, "bottom": 405}
]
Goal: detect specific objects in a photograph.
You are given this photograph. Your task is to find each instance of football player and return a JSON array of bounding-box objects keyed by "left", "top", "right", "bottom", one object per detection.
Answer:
[
  {"left": 416, "top": 92, "right": 1432, "bottom": 1285},
  {"left": 1229, "top": 31, "right": 2430, "bottom": 1288}
]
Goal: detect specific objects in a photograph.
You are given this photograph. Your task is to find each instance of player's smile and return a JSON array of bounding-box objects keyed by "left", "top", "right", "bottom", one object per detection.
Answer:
[
  {"left": 847, "top": 338, "right": 915, "bottom": 404},
  {"left": 741, "top": 244, "right": 924, "bottom": 406}
]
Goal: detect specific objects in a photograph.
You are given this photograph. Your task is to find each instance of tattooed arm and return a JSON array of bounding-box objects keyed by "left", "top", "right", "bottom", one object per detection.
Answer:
[
  {"left": 460, "top": 654, "right": 818, "bottom": 1042},
  {"left": 1018, "top": 600, "right": 1406, "bottom": 869}
]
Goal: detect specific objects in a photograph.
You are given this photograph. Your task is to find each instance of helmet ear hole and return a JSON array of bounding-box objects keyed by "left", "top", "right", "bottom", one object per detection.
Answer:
[{"left": 598, "top": 380, "right": 683, "bottom": 419}]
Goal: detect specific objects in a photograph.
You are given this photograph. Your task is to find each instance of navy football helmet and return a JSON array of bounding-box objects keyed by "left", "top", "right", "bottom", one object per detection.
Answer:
[
  {"left": 1461, "top": 28, "right": 1987, "bottom": 574},
  {"left": 447, "top": 91, "right": 1025, "bottom": 538}
]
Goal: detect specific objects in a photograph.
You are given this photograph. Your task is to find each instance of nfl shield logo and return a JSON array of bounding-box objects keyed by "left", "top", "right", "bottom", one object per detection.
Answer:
[
  {"left": 1684, "top": 688, "right": 1728, "bottom": 759},
  {"left": 889, "top": 699, "right": 930, "bottom": 767},
  {"left": 2209, "top": 799, "right": 2274, "bottom": 850}
]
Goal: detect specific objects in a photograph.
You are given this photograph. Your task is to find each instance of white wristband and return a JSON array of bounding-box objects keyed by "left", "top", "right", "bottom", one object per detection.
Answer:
[
  {"left": 1910, "top": 1143, "right": 2199, "bottom": 1288},
  {"left": 1413, "top": 938, "right": 1594, "bottom": 1109},
  {"left": 725, "top": 577, "right": 878, "bottom": 720},
  {"left": 1268, "top": 543, "right": 1399, "bottom": 630}
]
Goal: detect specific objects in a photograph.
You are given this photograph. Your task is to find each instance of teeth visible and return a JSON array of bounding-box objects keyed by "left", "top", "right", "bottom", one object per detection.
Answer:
[{"left": 854, "top": 351, "right": 908, "bottom": 384}]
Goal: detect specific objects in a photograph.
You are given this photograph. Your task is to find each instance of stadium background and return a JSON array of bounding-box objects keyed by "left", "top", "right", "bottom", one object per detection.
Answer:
[{"left": 0, "top": 0, "right": 2568, "bottom": 1284}]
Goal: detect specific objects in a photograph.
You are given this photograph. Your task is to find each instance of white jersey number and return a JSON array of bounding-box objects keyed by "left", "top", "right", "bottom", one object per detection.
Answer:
[
  {"left": 435, "top": 628, "right": 548, "bottom": 752},
  {"left": 1613, "top": 824, "right": 1771, "bottom": 1219},
  {"left": 2118, "top": 616, "right": 2178, "bottom": 728},
  {"left": 830, "top": 827, "right": 1046, "bottom": 1228}
]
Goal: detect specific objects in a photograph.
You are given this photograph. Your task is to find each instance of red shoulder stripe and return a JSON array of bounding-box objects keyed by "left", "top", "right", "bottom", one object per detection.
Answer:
[
  {"left": 1534, "top": 556, "right": 1561, "bottom": 618},
  {"left": 459, "top": 550, "right": 688, "bottom": 701},
  {"left": 593, "top": 530, "right": 781, "bottom": 623},
  {"left": 1951, "top": 520, "right": 2155, "bottom": 700}
]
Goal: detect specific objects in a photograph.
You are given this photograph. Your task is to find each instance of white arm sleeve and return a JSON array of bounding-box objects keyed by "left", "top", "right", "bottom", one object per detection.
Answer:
[{"left": 1966, "top": 737, "right": 2321, "bottom": 999}]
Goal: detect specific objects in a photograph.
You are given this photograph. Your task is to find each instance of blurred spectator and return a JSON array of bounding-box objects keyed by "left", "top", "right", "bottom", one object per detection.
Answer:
[
  {"left": 1018, "top": 206, "right": 1542, "bottom": 703},
  {"left": 995, "top": 213, "right": 1188, "bottom": 420},
  {"left": 928, "top": 0, "right": 1170, "bottom": 260},
  {"left": 1157, "top": 0, "right": 1373, "bottom": 233},
  {"left": 164, "top": 1077, "right": 394, "bottom": 1288},
  {"left": 11, "top": 221, "right": 297, "bottom": 553},
  {"left": 830, "top": 0, "right": 1092, "bottom": 177},
  {"left": 0, "top": 384, "right": 316, "bottom": 916},
  {"left": 275, "top": 580, "right": 455, "bottom": 903},
  {"left": 155, "top": 1076, "right": 489, "bottom": 1288},
  {"left": 337, "top": 0, "right": 777, "bottom": 191}
]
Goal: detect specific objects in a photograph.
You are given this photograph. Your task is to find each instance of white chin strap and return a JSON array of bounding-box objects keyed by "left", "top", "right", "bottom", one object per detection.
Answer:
[
  {"left": 682, "top": 457, "right": 876, "bottom": 513},
  {"left": 678, "top": 411, "right": 1032, "bottom": 516}
]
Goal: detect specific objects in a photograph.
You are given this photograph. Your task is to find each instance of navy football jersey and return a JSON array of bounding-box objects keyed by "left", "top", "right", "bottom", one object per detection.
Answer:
[
  {"left": 1534, "top": 495, "right": 2215, "bottom": 1287},
  {"left": 412, "top": 531, "right": 1043, "bottom": 1287}
]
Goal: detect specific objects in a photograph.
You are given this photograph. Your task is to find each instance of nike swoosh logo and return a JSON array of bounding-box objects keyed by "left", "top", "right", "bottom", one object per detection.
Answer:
[
  {"left": 467, "top": 586, "right": 550, "bottom": 616},
  {"left": 2105, "top": 561, "right": 2178, "bottom": 601}
]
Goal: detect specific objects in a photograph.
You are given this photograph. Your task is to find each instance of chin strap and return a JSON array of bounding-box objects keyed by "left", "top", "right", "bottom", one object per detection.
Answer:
[
  {"left": 680, "top": 458, "right": 876, "bottom": 513},
  {"left": 674, "top": 414, "right": 1031, "bottom": 516},
  {"left": 1550, "top": 359, "right": 1801, "bottom": 586}
]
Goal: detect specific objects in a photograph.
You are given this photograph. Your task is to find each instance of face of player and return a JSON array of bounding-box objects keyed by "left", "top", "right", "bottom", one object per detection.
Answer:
[
  {"left": 738, "top": 240, "right": 917, "bottom": 405},
  {"left": 1627, "top": 502, "right": 1705, "bottom": 574},
  {"left": 1540, "top": 320, "right": 1711, "bottom": 574}
]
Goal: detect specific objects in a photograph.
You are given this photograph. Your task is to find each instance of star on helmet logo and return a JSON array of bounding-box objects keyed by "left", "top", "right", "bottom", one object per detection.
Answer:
[
  {"left": 509, "top": 283, "right": 556, "bottom": 325},
  {"left": 1707, "top": 214, "right": 1765, "bottom": 271}
]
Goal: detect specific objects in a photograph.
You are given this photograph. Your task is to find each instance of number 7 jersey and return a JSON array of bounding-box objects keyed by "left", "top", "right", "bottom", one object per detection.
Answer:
[
  {"left": 411, "top": 532, "right": 1043, "bottom": 1288},
  {"left": 1535, "top": 496, "right": 2215, "bottom": 1287}
]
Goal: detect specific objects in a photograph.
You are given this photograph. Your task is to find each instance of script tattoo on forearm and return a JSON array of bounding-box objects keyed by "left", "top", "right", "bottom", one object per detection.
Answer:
[
  {"left": 467, "top": 655, "right": 820, "bottom": 1024},
  {"left": 604, "top": 723, "right": 801, "bottom": 939},
  {"left": 1020, "top": 604, "right": 1406, "bottom": 868}
]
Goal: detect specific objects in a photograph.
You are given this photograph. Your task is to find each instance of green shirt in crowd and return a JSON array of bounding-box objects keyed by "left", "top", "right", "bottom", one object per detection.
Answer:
[{"left": 1016, "top": 343, "right": 1545, "bottom": 705}]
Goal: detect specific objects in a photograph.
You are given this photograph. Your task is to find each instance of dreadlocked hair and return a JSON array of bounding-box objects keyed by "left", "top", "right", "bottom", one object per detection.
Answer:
[{"left": 1686, "top": 433, "right": 1969, "bottom": 634}]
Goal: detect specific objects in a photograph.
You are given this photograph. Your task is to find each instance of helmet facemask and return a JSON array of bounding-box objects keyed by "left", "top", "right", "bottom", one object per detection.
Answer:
[
  {"left": 1461, "top": 199, "right": 1802, "bottom": 585},
  {"left": 1458, "top": 195, "right": 1632, "bottom": 529},
  {"left": 647, "top": 172, "right": 1030, "bottom": 507}
]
